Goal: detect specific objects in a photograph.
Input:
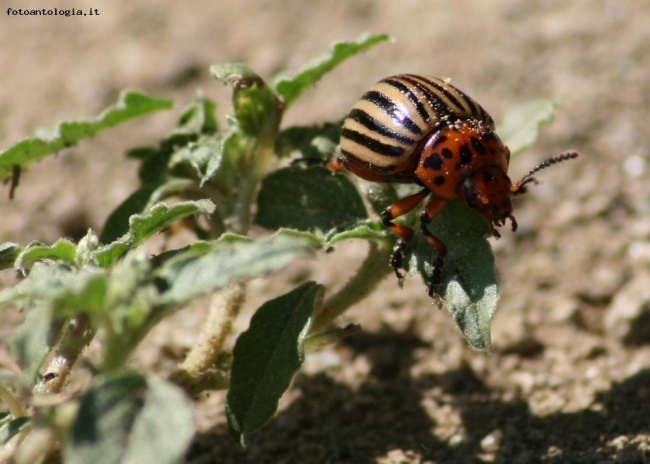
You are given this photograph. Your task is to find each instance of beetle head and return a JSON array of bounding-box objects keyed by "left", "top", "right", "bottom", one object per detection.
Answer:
[
  {"left": 458, "top": 166, "right": 518, "bottom": 232},
  {"left": 458, "top": 151, "right": 579, "bottom": 234}
]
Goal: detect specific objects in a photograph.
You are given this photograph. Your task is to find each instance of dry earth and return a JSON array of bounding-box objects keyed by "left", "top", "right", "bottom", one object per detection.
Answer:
[{"left": 2, "top": 1, "right": 650, "bottom": 463}]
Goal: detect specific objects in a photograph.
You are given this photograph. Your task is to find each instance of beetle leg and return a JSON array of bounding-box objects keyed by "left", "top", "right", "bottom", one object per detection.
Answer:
[
  {"left": 390, "top": 239, "right": 408, "bottom": 280},
  {"left": 326, "top": 156, "right": 346, "bottom": 172},
  {"left": 380, "top": 188, "right": 430, "bottom": 283},
  {"left": 419, "top": 197, "right": 448, "bottom": 296}
]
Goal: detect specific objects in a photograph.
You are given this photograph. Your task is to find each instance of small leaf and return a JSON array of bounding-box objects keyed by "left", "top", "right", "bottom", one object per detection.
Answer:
[
  {"left": 0, "top": 92, "right": 173, "bottom": 182},
  {"left": 51, "top": 273, "right": 110, "bottom": 320},
  {"left": 129, "top": 147, "right": 171, "bottom": 184},
  {"left": 76, "top": 229, "right": 101, "bottom": 266},
  {"left": 66, "top": 371, "right": 146, "bottom": 464},
  {"left": 227, "top": 282, "right": 322, "bottom": 446},
  {"left": 444, "top": 279, "right": 498, "bottom": 351},
  {"left": 93, "top": 199, "right": 216, "bottom": 267},
  {"left": 403, "top": 199, "right": 498, "bottom": 349},
  {"left": 255, "top": 166, "right": 367, "bottom": 231},
  {"left": 100, "top": 181, "right": 167, "bottom": 244},
  {"left": 156, "top": 229, "right": 322, "bottom": 305},
  {"left": 273, "top": 33, "right": 390, "bottom": 108},
  {"left": 175, "top": 94, "right": 218, "bottom": 136},
  {"left": 497, "top": 99, "right": 557, "bottom": 158},
  {"left": 125, "top": 375, "right": 195, "bottom": 464},
  {"left": 0, "top": 242, "right": 21, "bottom": 270},
  {"left": 127, "top": 96, "right": 217, "bottom": 185},
  {"left": 65, "top": 371, "right": 195, "bottom": 464},
  {"left": 168, "top": 137, "right": 223, "bottom": 185},
  {"left": 15, "top": 238, "right": 77, "bottom": 271}
]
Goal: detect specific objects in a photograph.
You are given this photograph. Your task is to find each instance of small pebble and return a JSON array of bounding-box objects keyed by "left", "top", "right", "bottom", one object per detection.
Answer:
[{"left": 480, "top": 430, "right": 503, "bottom": 453}]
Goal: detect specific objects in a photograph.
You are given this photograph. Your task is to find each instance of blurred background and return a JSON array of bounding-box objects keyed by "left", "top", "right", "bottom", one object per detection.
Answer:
[{"left": 2, "top": 1, "right": 650, "bottom": 462}]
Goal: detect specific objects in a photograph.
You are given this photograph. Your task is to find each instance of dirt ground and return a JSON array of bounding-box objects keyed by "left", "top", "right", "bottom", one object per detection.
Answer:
[{"left": 2, "top": 0, "right": 650, "bottom": 463}]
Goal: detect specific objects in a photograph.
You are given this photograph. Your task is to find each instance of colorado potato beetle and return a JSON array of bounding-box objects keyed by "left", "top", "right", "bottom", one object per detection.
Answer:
[{"left": 335, "top": 74, "right": 578, "bottom": 295}]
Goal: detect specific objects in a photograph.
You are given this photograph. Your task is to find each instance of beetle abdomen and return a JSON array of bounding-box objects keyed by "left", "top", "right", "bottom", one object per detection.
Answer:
[{"left": 339, "top": 74, "right": 493, "bottom": 173}]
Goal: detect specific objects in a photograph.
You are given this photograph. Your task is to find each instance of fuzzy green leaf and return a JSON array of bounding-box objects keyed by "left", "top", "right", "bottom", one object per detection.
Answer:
[
  {"left": 65, "top": 371, "right": 194, "bottom": 464},
  {"left": 498, "top": 99, "right": 557, "bottom": 157},
  {"left": 169, "top": 137, "right": 224, "bottom": 185},
  {"left": 175, "top": 94, "right": 218, "bottom": 136},
  {"left": 403, "top": 199, "right": 498, "bottom": 350},
  {"left": 126, "top": 376, "right": 195, "bottom": 463},
  {"left": 100, "top": 181, "right": 167, "bottom": 244},
  {"left": 227, "top": 282, "right": 322, "bottom": 446},
  {"left": 2, "top": 263, "right": 109, "bottom": 320},
  {"left": 94, "top": 199, "right": 215, "bottom": 267},
  {"left": 273, "top": 33, "right": 390, "bottom": 108},
  {"left": 15, "top": 238, "right": 77, "bottom": 271},
  {"left": 127, "top": 96, "right": 217, "bottom": 185},
  {"left": 0, "top": 92, "right": 173, "bottom": 181},
  {"left": 156, "top": 230, "right": 322, "bottom": 305},
  {"left": 255, "top": 166, "right": 367, "bottom": 231}
]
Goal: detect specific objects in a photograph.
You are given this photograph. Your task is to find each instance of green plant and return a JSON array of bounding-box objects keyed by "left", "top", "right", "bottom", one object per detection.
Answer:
[{"left": 0, "top": 33, "right": 558, "bottom": 461}]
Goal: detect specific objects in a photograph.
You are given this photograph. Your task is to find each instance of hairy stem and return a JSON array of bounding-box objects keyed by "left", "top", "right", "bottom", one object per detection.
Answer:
[
  {"left": 171, "top": 280, "right": 246, "bottom": 393},
  {"left": 311, "top": 240, "right": 393, "bottom": 332}
]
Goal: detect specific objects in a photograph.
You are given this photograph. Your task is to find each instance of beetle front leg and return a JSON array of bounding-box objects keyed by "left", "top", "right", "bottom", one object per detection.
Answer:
[{"left": 380, "top": 188, "right": 430, "bottom": 284}]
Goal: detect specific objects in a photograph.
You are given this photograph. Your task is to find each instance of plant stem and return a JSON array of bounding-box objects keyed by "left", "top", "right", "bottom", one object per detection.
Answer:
[
  {"left": 34, "top": 315, "right": 94, "bottom": 394},
  {"left": 311, "top": 240, "right": 393, "bottom": 332},
  {"left": 170, "top": 280, "right": 246, "bottom": 393}
]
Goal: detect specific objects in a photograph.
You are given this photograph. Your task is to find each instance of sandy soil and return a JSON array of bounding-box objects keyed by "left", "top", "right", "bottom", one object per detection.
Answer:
[{"left": 2, "top": 0, "right": 650, "bottom": 462}]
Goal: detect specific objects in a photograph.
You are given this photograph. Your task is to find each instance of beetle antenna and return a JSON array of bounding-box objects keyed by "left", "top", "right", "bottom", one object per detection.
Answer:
[{"left": 511, "top": 151, "right": 579, "bottom": 195}]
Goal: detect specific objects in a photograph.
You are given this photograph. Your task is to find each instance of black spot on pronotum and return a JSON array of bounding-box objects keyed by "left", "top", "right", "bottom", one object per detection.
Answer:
[
  {"left": 470, "top": 137, "right": 488, "bottom": 155},
  {"left": 460, "top": 145, "right": 472, "bottom": 164},
  {"left": 455, "top": 145, "right": 473, "bottom": 170},
  {"left": 423, "top": 153, "right": 444, "bottom": 170},
  {"left": 434, "top": 175, "right": 446, "bottom": 186}
]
